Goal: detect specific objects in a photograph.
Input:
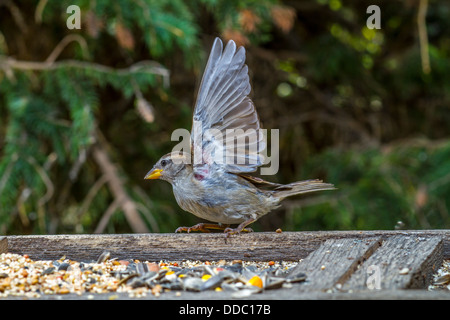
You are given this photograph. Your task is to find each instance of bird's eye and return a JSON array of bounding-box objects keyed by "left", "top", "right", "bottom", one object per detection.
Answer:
[{"left": 161, "top": 159, "right": 169, "bottom": 167}]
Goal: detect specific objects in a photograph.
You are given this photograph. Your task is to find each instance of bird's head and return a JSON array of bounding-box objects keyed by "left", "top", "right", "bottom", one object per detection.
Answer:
[{"left": 144, "top": 152, "right": 190, "bottom": 184}]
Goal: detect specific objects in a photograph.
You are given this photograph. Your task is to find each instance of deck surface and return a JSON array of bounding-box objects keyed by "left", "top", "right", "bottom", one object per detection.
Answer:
[{"left": 1, "top": 230, "right": 450, "bottom": 299}]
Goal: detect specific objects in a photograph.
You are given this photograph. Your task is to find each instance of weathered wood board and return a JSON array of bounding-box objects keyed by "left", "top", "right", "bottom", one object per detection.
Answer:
[
  {"left": 5, "top": 230, "right": 450, "bottom": 262},
  {"left": 0, "top": 237, "right": 7, "bottom": 254},
  {"left": 343, "top": 235, "right": 443, "bottom": 290},
  {"left": 1, "top": 289, "right": 449, "bottom": 300},
  {"left": 1, "top": 230, "right": 449, "bottom": 299},
  {"left": 289, "top": 237, "right": 382, "bottom": 290}
]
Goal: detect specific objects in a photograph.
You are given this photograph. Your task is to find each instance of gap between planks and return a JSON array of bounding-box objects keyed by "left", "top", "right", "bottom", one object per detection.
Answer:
[{"left": 292, "top": 235, "right": 443, "bottom": 291}]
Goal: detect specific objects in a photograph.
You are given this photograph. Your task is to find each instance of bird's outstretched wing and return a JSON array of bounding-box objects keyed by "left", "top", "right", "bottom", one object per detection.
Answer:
[{"left": 191, "top": 38, "right": 265, "bottom": 175}]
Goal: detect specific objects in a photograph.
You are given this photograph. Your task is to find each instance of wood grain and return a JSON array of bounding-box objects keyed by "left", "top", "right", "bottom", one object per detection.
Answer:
[
  {"left": 1, "top": 231, "right": 449, "bottom": 299},
  {"left": 343, "top": 235, "right": 443, "bottom": 290},
  {"left": 5, "top": 230, "right": 450, "bottom": 262},
  {"left": 290, "top": 237, "right": 382, "bottom": 290},
  {"left": 0, "top": 236, "right": 7, "bottom": 254}
]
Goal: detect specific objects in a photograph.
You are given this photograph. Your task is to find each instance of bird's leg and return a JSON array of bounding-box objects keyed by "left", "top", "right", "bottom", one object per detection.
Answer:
[
  {"left": 175, "top": 223, "right": 229, "bottom": 233},
  {"left": 224, "top": 219, "right": 256, "bottom": 236}
]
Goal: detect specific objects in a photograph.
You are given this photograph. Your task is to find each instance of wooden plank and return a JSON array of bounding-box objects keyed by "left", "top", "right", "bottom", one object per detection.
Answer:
[
  {"left": 0, "top": 232, "right": 448, "bottom": 300},
  {"left": 140, "top": 288, "right": 450, "bottom": 300},
  {"left": 1, "top": 288, "right": 449, "bottom": 300},
  {"left": 288, "top": 237, "right": 381, "bottom": 291},
  {"left": 343, "top": 235, "right": 443, "bottom": 290},
  {"left": 6, "top": 233, "right": 306, "bottom": 262},
  {"left": 0, "top": 236, "right": 7, "bottom": 254},
  {"left": 5, "top": 230, "right": 450, "bottom": 262}
]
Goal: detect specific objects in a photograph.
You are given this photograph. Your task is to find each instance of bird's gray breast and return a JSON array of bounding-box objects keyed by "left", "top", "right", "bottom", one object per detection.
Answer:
[{"left": 171, "top": 172, "right": 254, "bottom": 224}]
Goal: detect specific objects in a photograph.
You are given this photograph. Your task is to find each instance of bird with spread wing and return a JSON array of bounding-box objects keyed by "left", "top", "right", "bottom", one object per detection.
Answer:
[{"left": 145, "top": 38, "right": 335, "bottom": 234}]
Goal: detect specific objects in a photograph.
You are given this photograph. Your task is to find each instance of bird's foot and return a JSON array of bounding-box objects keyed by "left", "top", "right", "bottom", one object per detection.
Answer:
[
  {"left": 224, "top": 219, "right": 256, "bottom": 236},
  {"left": 224, "top": 227, "right": 254, "bottom": 236},
  {"left": 175, "top": 223, "right": 228, "bottom": 233}
]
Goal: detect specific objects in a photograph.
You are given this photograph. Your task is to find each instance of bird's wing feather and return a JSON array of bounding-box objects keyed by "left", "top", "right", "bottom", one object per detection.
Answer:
[
  {"left": 238, "top": 174, "right": 283, "bottom": 189},
  {"left": 191, "top": 38, "right": 265, "bottom": 176}
]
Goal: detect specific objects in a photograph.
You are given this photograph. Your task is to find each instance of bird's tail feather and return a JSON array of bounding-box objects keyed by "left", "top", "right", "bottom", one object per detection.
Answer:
[{"left": 273, "top": 179, "right": 336, "bottom": 200}]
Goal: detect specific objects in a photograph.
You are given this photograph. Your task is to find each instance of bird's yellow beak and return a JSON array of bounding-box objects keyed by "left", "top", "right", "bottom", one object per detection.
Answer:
[{"left": 144, "top": 169, "right": 163, "bottom": 180}]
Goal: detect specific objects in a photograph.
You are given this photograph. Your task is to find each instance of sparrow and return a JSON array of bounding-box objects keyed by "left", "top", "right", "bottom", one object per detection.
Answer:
[{"left": 145, "top": 38, "right": 335, "bottom": 234}]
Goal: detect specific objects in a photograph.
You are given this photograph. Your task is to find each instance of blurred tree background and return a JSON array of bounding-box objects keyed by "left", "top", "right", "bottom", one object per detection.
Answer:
[{"left": 0, "top": 0, "right": 449, "bottom": 235}]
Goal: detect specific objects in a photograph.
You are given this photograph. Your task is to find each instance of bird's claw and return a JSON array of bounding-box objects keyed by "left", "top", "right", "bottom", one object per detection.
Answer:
[
  {"left": 224, "top": 227, "right": 253, "bottom": 236},
  {"left": 176, "top": 219, "right": 256, "bottom": 236},
  {"left": 175, "top": 223, "right": 228, "bottom": 233},
  {"left": 175, "top": 224, "right": 210, "bottom": 233},
  {"left": 223, "top": 219, "right": 256, "bottom": 236}
]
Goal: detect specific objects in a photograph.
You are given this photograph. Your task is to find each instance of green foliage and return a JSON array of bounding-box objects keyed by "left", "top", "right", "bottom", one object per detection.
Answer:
[
  {"left": 0, "top": 0, "right": 449, "bottom": 234},
  {"left": 290, "top": 141, "right": 450, "bottom": 231},
  {"left": 0, "top": 0, "right": 283, "bottom": 234}
]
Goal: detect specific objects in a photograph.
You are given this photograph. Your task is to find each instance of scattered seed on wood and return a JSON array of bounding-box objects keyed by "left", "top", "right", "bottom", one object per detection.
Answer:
[{"left": 0, "top": 252, "right": 302, "bottom": 298}]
